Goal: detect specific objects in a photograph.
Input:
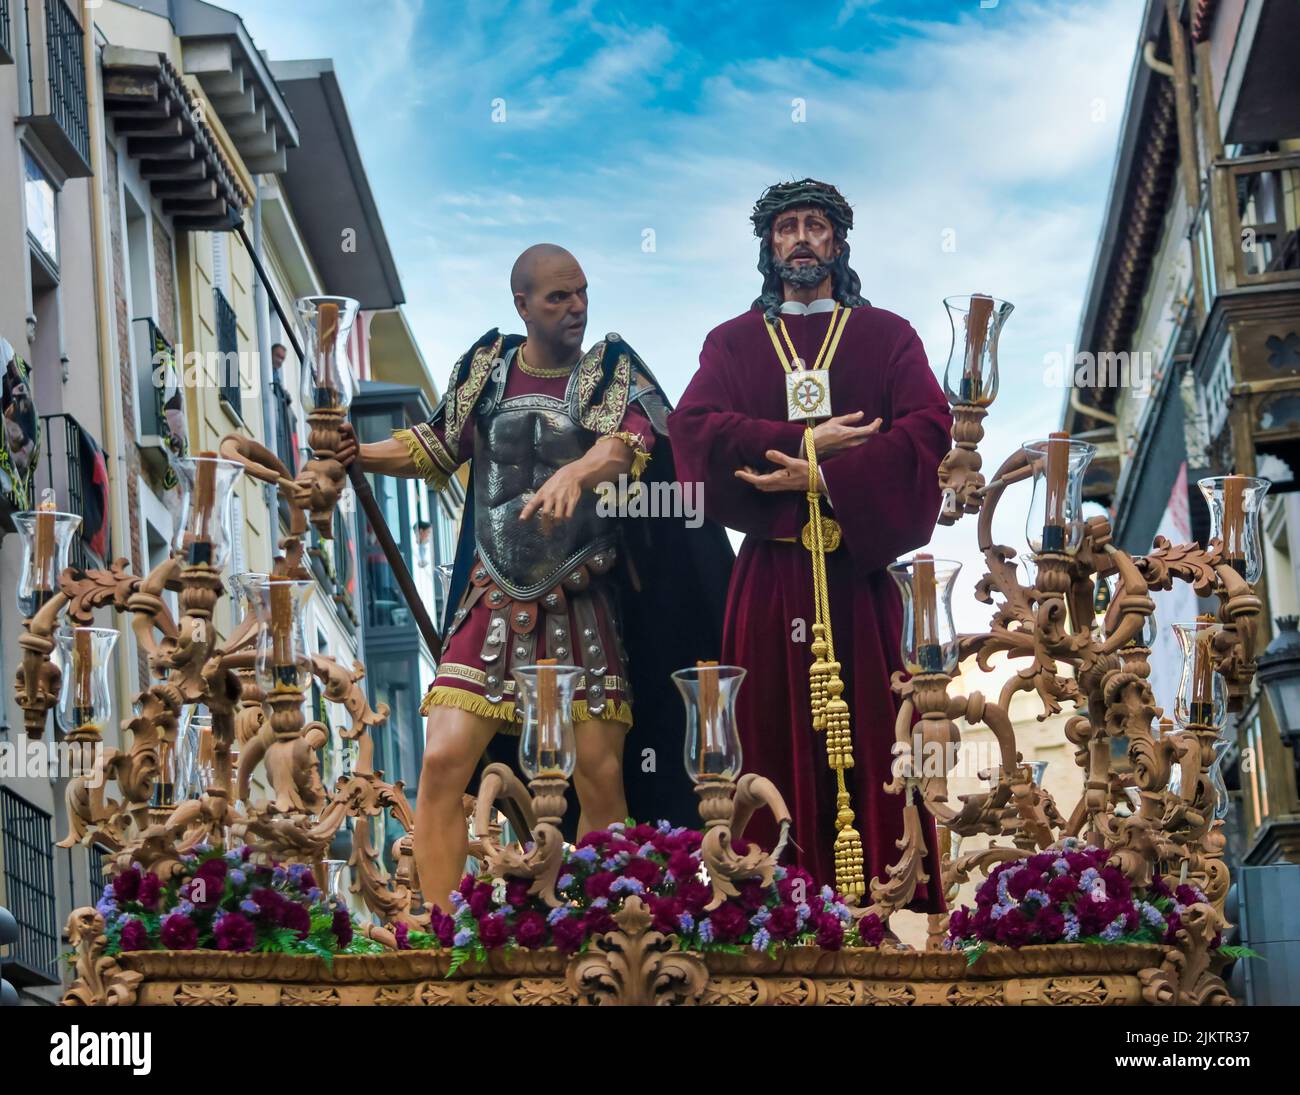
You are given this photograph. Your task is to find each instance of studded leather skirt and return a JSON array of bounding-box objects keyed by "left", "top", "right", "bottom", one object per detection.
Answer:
[{"left": 420, "top": 548, "right": 632, "bottom": 732}]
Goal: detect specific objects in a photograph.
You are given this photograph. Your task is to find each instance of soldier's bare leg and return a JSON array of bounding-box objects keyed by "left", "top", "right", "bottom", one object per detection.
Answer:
[
  {"left": 415, "top": 704, "right": 504, "bottom": 911},
  {"left": 573, "top": 718, "right": 629, "bottom": 836}
]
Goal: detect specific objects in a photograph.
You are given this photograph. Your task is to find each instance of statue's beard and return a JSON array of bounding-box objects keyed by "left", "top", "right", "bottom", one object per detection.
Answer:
[{"left": 774, "top": 258, "right": 833, "bottom": 288}]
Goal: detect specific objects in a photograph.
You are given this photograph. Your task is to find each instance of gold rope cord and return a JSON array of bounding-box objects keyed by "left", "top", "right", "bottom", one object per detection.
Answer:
[{"left": 803, "top": 426, "right": 865, "bottom": 898}]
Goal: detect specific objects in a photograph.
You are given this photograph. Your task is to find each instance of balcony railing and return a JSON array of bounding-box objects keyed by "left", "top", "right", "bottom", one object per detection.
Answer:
[
  {"left": 1, "top": 788, "right": 59, "bottom": 985},
  {"left": 2, "top": 0, "right": 14, "bottom": 64},
  {"left": 38, "top": 412, "right": 106, "bottom": 573},
  {"left": 19, "top": 0, "right": 90, "bottom": 176},
  {"left": 214, "top": 287, "right": 241, "bottom": 418},
  {"left": 1198, "top": 151, "right": 1300, "bottom": 294},
  {"left": 133, "top": 317, "right": 187, "bottom": 486}
]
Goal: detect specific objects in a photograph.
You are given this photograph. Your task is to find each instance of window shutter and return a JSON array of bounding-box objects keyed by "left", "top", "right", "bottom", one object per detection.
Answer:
[{"left": 211, "top": 233, "right": 230, "bottom": 294}]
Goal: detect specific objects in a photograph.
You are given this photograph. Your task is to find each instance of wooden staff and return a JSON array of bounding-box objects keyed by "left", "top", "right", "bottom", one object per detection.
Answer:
[
  {"left": 964, "top": 293, "right": 993, "bottom": 403},
  {"left": 231, "top": 223, "right": 441, "bottom": 653}
]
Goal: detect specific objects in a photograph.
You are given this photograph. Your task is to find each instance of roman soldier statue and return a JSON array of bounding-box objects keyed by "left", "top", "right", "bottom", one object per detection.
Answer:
[{"left": 340, "top": 244, "right": 730, "bottom": 911}]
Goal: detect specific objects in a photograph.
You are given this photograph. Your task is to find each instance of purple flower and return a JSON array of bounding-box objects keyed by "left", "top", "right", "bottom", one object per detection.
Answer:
[
  {"left": 709, "top": 903, "right": 748, "bottom": 942},
  {"left": 468, "top": 882, "right": 494, "bottom": 919},
  {"left": 213, "top": 912, "right": 256, "bottom": 952},
  {"left": 767, "top": 905, "right": 799, "bottom": 941},
  {"left": 815, "top": 913, "right": 844, "bottom": 951},
  {"left": 118, "top": 918, "right": 150, "bottom": 952},
  {"left": 857, "top": 913, "right": 886, "bottom": 948},
  {"left": 584, "top": 871, "right": 617, "bottom": 901},
  {"left": 160, "top": 913, "right": 197, "bottom": 950},
  {"left": 394, "top": 922, "right": 411, "bottom": 950}
]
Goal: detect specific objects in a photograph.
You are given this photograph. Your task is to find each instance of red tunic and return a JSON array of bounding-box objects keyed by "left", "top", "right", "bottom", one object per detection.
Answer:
[{"left": 669, "top": 303, "right": 952, "bottom": 907}]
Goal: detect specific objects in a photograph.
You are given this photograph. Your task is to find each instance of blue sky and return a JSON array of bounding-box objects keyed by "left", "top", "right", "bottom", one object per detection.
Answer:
[{"left": 223, "top": 0, "right": 1144, "bottom": 629}]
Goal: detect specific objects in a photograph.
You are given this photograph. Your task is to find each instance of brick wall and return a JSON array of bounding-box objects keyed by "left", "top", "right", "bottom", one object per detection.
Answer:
[{"left": 152, "top": 214, "right": 177, "bottom": 347}]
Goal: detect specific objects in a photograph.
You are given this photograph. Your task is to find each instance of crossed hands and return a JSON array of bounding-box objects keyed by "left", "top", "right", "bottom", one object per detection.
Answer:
[{"left": 735, "top": 411, "right": 882, "bottom": 494}]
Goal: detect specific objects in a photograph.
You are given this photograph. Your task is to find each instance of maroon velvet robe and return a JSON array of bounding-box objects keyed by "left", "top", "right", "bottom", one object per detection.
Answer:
[{"left": 669, "top": 303, "right": 952, "bottom": 909}]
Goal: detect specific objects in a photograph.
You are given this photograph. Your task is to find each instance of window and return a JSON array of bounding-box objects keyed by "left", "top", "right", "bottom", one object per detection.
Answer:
[
  {"left": 1, "top": 788, "right": 59, "bottom": 984},
  {"left": 24, "top": 147, "right": 57, "bottom": 265}
]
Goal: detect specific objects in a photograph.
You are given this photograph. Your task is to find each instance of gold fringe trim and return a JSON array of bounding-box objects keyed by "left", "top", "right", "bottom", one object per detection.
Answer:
[
  {"left": 393, "top": 427, "right": 450, "bottom": 493},
  {"left": 608, "top": 430, "right": 651, "bottom": 482},
  {"left": 419, "top": 687, "right": 633, "bottom": 730}
]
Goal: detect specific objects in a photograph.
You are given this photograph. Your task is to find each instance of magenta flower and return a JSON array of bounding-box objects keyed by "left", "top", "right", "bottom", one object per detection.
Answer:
[
  {"left": 136, "top": 871, "right": 161, "bottom": 911},
  {"left": 514, "top": 910, "right": 547, "bottom": 950},
  {"left": 331, "top": 907, "right": 353, "bottom": 949},
  {"left": 394, "top": 922, "right": 411, "bottom": 950},
  {"left": 709, "top": 902, "right": 748, "bottom": 942},
  {"left": 478, "top": 914, "right": 509, "bottom": 949},
  {"left": 160, "top": 913, "right": 197, "bottom": 950},
  {"left": 551, "top": 915, "right": 586, "bottom": 953},
  {"left": 214, "top": 912, "right": 256, "bottom": 952},
  {"left": 505, "top": 879, "right": 532, "bottom": 908},
  {"left": 281, "top": 902, "right": 311, "bottom": 940},
  {"left": 767, "top": 904, "right": 799, "bottom": 941},
  {"left": 113, "top": 866, "right": 142, "bottom": 903},
  {"left": 856, "top": 913, "right": 886, "bottom": 948},
  {"left": 118, "top": 918, "right": 149, "bottom": 951},
  {"left": 814, "top": 913, "right": 844, "bottom": 950},
  {"left": 584, "top": 871, "right": 617, "bottom": 900}
]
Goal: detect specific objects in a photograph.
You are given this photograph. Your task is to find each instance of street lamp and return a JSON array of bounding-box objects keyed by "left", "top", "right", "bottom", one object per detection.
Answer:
[{"left": 1257, "top": 615, "right": 1300, "bottom": 758}]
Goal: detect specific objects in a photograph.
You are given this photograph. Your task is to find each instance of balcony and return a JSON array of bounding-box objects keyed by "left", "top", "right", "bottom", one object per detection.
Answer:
[
  {"left": 133, "top": 317, "right": 189, "bottom": 483},
  {"left": 18, "top": 0, "right": 91, "bottom": 178},
  {"left": 214, "top": 287, "right": 241, "bottom": 419},
  {"left": 37, "top": 412, "right": 106, "bottom": 573},
  {"left": 100, "top": 47, "right": 246, "bottom": 232},
  {"left": 0, "top": 788, "right": 59, "bottom": 986}
]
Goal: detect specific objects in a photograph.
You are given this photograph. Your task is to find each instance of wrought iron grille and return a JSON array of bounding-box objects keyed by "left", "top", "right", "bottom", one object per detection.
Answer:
[
  {"left": 1, "top": 788, "right": 59, "bottom": 984},
  {"left": 214, "top": 287, "right": 241, "bottom": 417},
  {"left": 88, "top": 843, "right": 109, "bottom": 906},
  {"left": 42, "top": 0, "right": 89, "bottom": 166},
  {"left": 39, "top": 412, "right": 104, "bottom": 573}
]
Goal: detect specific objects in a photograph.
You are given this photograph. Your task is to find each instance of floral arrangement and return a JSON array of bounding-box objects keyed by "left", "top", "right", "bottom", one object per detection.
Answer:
[
  {"left": 397, "top": 820, "right": 884, "bottom": 972},
  {"left": 944, "top": 838, "right": 1245, "bottom": 964},
  {"left": 91, "top": 844, "right": 381, "bottom": 963}
]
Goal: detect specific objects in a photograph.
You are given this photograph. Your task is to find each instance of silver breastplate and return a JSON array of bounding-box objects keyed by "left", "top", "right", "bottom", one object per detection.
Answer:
[{"left": 473, "top": 394, "right": 616, "bottom": 599}]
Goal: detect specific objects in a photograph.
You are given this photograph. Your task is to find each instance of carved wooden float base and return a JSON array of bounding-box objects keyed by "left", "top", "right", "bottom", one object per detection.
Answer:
[{"left": 77, "top": 943, "right": 1228, "bottom": 1006}]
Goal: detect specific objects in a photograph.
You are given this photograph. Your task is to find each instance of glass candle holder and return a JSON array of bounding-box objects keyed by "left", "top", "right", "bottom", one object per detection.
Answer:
[
  {"left": 1172, "top": 619, "right": 1226, "bottom": 730},
  {"left": 13, "top": 490, "right": 81, "bottom": 617},
  {"left": 172, "top": 454, "right": 242, "bottom": 569},
  {"left": 888, "top": 555, "right": 962, "bottom": 674},
  {"left": 250, "top": 577, "right": 316, "bottom": 693},
  {"left": 941, "top": 294, "right": 1014, "bottom": 407},
  {"left": 1197, "top": 475, "right": 1269, "bottom": 584},
  {"left": 226, "top": 571, "right": 269, "bottom": 625},
  {"left": 54, "top": 626, "right": 119, "bottom": 736},
  {"left": 296, "top": 296, "right": 359, "bottom": 413},
  {"left": 513, "top": 663, "right": 583, "bottom": 780},
  {"left": 672, "top": 664, "right": 746, "bottom": 783},
  {"left": 1023, "top": 435, "right": 1096, "bottom": 556}
]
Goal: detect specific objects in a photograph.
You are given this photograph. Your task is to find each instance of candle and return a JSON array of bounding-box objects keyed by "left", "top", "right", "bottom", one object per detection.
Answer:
[
  {"left": 198, "top": 724, "right": 214, "bottom": 789},
  {"left": 34, "top": 487, "right": 57, "bottom": 603},
  {"left": 1041, "top": 431, "right": 1070, "bottom": 552},
  {"left": 913, "top": 554, "right": 941, "bottom": 672},
  {"left": 1222, "top": 474, "right": 1245, "bottom": 575},
  {"left": 315, "top": 302, "right": 340, "bottom": 408},
  {"left": 269, "top": 577, "right": 295, "bottom": 688},
  {"left": 963, "top": 293, "right": 993, "bottom": 404},
  {"left": 697, "top": 660, "right": 722, "bottom": 777},
  {"left": 536, "top": 657, "right": 559, "bottom": 773},
  {"left": 1189, "top": 615, "right": 1216, "bottom": 725},
  {"left": 187, "top": 452, "right": 218, "bottom": 565},
  {"left": 72, "top": 628, "right": 93, "bottom": 726}
]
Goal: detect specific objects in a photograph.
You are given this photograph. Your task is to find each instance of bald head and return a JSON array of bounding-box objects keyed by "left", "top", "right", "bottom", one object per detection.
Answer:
[
  {"left": 510, "top": 243, "right": 578, "bottom": 296},
  {"left": 510, "top": 244, "right": 588, "bottom": 360}
]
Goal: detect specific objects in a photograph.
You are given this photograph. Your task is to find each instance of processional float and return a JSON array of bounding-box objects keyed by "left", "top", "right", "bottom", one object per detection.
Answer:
[{"left": 14, "top": 291, "right": 1260, "bottom": 1006}]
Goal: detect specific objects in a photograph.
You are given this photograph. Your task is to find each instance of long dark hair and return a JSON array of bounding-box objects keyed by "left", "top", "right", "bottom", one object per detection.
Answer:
[{"left": 751, "top": 223, "right": 867, "bottom": 321}]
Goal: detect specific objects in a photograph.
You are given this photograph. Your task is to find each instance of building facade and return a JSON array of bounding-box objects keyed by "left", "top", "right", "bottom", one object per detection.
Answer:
[
  {"left": 1062, "top": 0, "right": 1300, "bottom": 999},
  {"left": 0, "top": 0, "right": 457, "bottom": 1002}
]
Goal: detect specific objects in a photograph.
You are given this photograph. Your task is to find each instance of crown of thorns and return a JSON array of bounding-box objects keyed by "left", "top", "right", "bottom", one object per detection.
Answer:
[{"left": 751, "top": 178, "right": 854, "bottom": 237}]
